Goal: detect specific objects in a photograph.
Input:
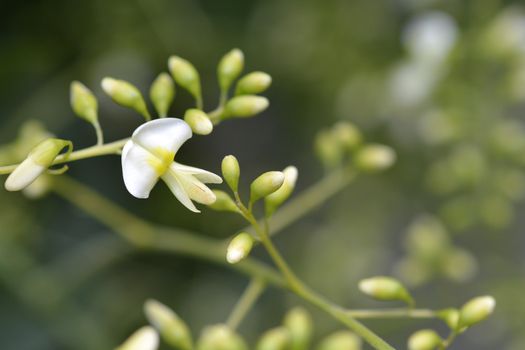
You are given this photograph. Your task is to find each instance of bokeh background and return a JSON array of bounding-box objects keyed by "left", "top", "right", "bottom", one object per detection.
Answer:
[{"left": 1, "top": 0, "right": 524, "bottom": 349}]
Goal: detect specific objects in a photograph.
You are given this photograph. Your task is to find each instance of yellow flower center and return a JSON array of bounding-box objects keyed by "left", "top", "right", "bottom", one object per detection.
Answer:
[{"left": 147, "top": 147, "right": 175, "bottom": 176}]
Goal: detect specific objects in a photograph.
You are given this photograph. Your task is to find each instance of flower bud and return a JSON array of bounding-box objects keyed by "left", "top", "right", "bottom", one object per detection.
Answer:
[
  {"left": 256, "top": 327, "right": 291, "bottom": 350},
  {"left": 283, "top": 307, "right": 312, "bottom": 350},
  {"left": 354, "top": 144, "right": 396, "bottom": 172},
  {"left": 407, "top": 329, "right": 442, "bottom": 350},
  {"left": 101, "top": 77, "right": 151, "bottom": 120},
  {"left": 458, "top": 296, "right": 496, "bottom": 328},
  {"left": 144, "top": 299, "right": 193, "bottom": 350},
  {"left": 5, "top": 138, "right": 72, "bottom": 192},
  {"left": 224, "top": 96, "right": 269, "bottom": 118},
  {"left": 317, "top": 331, "right": 361, "bottom": 350},
  {"left": 150, "top": 73, "right": 175, "bottom": 117},
  {"left": 265, "top": 166, "right": 298, "bottom": 216},
  {"left": 358, "top": 276, "right": 414, "bottom": 306},
  {"left": 184, "top": 109, "right": 213, "bottom": 135},
  {"left": 314, "top": 130, "right": 344, "bottom": 169},
  {"left": 168, "top": 56, "right": 201, "bottom": 102},
  {"left": 208, "top": 190, "right": 239, "bottom": 212},
  {"left": 333, "top": 122, "right": 362, "bottom": 150},
  {"left": 218, "top": 48, "right": 244, "bottom": 92},
  {"left": 250, "top": 171, "right": 285, "bottom": 203},
  {"left": 70, "top": 81, "right": 98, "bottom": 125},
  {"left": 437, "top": 308, "right": 460, "bottom": 330},
  {"left": 221, "top": 155, "right": 240, "bottom": 192},
  {"left": 197, "top": 324, "right": 248, "bottom": 350},
  {"left": 227, "top": 232, "right": 254, "bottom": 264},
  {"left": 235, "top": 71, "right": 272, "bottom": 95},
  {"left": 117, "top": 326, "right": 159, "bottom": 350}
]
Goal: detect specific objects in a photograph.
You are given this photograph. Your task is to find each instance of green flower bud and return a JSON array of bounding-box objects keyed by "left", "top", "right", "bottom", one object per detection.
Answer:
[
  {"left": 224, "top": 96, "right": 269, "bottom": 118},
  {"left": 218, "top": 48, "right": 244, "bottom": 92},
  {"left": 333, "top": 122, "right": 362, "bottom": 150},
  {"left": 208, "top": 190, "right": 239, "bottom": 212},
  {"left": 458, "top": 296, "right": 496, "bottom": 328},
  {"left": 184, "top": 109, "right": 213, "bottom": 135},
  {"left": 314, "top": 130, "right": 344, "bottom": 169},
  {"left": 317, "top": 331, "right": 361, "bottom": 350},
  {"left": 437, "top": 308, "right": 460, "bottom": 330},
  {"left": 70, "top": 81, "right": 98, "bottom": 125},
  {"left": 5, "top": 138, "right": 72, "bottom": 192},
  {"left": 116, "top": 326, "right": 159, "bottom": 350},
  {"left": 221, "top": 155, "right": 240, "bottom": 192},
  {"left": 250, "top": 171, "right": 285, "bottom": 203},
  {"left": 354, "top": 144, "right": 396, "bottom": 172},
  {"left": 235, "top": 71, "right": 272, "bottom": 95},
  {"left": 407, "top": 329, "right": 442, "bottom": 350},
  {"left": 283, "top": 307, "right": 313, "bottom": 350},
  {"left": 150, "top": 72, "right": 175, "bottom": 118},
  {"left": 358, "top": 276, "right": 414, "bottom": 306},
  {"left": 257, "top": 327, "right": 291, "bottom": 350},
  {"left": 101, "top": 77, "right": 151, "bottom": 120},
  {"left": 265, "top": 166, "right": 298, "bottom": 216},
  {"left": 197, "top": 324, "right": 248, "bottom": 350},
  {"left": 227, "top": 232, "right": 254, "bottom": 264},
  {"left": 144, "top": 299, "right": 193, "bottom": 350},
  {"left": 168, "top": 56, "right": 202, "bottom": 104}
]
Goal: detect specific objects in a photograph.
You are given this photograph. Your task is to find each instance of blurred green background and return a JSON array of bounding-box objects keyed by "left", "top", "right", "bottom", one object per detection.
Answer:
[{"left": 1, "top": 0, "right": 525, "bottom": 349}]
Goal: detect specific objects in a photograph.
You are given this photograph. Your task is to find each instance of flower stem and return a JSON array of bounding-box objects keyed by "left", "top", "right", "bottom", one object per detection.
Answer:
[{"left": 226, "top": 278, "right": 266, "bottom": 330}]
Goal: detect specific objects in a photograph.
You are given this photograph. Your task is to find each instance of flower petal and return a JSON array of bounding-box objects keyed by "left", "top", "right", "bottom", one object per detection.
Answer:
[
  {"left": 161, "top": 169, "right": 199, "bottom": 213},
  {"left": 121, "top": 140, "right": 160, "bottom": 198},
  {"left": 175, "top": 171, "right": 217, "bottom": 205},
  {"left": 5, "top": 157, "right": 45, "bottom": 191},
  {"left": 171, "top": 162, "right": 223, "bottom": 184},
  {"left": 132, "top": 118, "right": 192, "bottom": 156}
]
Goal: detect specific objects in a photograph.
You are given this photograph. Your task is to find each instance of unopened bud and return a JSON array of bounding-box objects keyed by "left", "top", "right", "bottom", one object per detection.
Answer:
[
  {"left": 317, "top": 331, "right": 361, "bottom": 350},
  {"left": 221, "top": 155, "right": 240, "bottom": 192},
  {"left": 358, "top": 276, "right": 414, "bottom": 306},
  {"left": 144, "top": 299, "right": 193, "bottom": 350},
  {"left": 197, "top": 324, "right": 248, "bottom": 350},
  {"left": 117, "top": 326, "right": 159, "bottom": 350},
  {"left": 333, "top": 122, "right": 362, "bottom": 150},
  {"left": 250, "top": 171, "right": 285, "bottom": 203},
  {"left": 257, "top": 327, "right": 290, "bottom": 350},
  {"left": 208, "top": 190, "right": 239, "bottom": 213},
  {"left": 265, "top": 166, "right": 298, "bottom": 216},
  {"left": 458, "top": 296, "right": 495, "bottom": 328},
  {"left": 314, "top": 130, "right": 344, "bottom": 169},
  {"left": 150, "top": 73, "right": 175, "bottom": 117},
  {"left": 70, "top": 81, "right": 98, "bottom": 125},
  {"left": 5, "top": 138, "right": 72, "bottom": 192},
  {"left": 354, "top": 144, "right": 396, "bottom": 172},
  {"left": 227, "top": 232, "right": 254, "bottom": 264},
  {"left": 283, "top": 307, "right": 312, "bottom": 350},
  {"left": 168, "top": 56, "right": 201, "bottom": 102},
  {"left": 407, "top": 329, "right": 442, "bottom": 350},
  {"left": 235, "top": 72, "right": 272, "bottom": 95},
  {"left": 101, "top": 77, "right": 151, "bottom": 120},
  {"left": 218, "top": 48, "right": 244, "bottom": 92},
  {"left": 437, "top": 308, "right": 460, "bottom": 330},
  {"left": 184, "top": 109, "right": 213, "bottom": 135},
  {"left": 224, "top": 96, "right": 269, "bottom": 118}
]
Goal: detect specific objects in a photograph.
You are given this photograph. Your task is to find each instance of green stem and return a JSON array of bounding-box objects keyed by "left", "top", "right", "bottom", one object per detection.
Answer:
[
  {"left": 347, "top": 308, "right": 437, "bottom": 319},
  {"left": 93, "top": 120, "right": 104, "bottom": 146},
  {"left": 226, "top": 278, "right": 266, "bottom": 330},
  {"left": 0, "top": 138, "right": 129, "bottom": 175}
]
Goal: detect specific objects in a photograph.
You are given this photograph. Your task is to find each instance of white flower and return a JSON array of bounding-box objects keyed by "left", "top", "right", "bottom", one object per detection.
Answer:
[{"left": 121, "top": 118, "right": 222, "bottom": 212}]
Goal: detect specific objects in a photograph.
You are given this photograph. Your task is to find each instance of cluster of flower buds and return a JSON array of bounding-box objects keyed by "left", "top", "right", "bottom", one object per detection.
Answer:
[
  {"left": 315, "top": 121, "right": 395, "bottom": 173},
  {"left": 395, "top": 215, "right": 478, "bottom": 286},
  {"left": 209, "top": 155, "right": 298, "bottom": 264},
  {"left": 407, "top": 295, "right": 495, "bottom": 350}
]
